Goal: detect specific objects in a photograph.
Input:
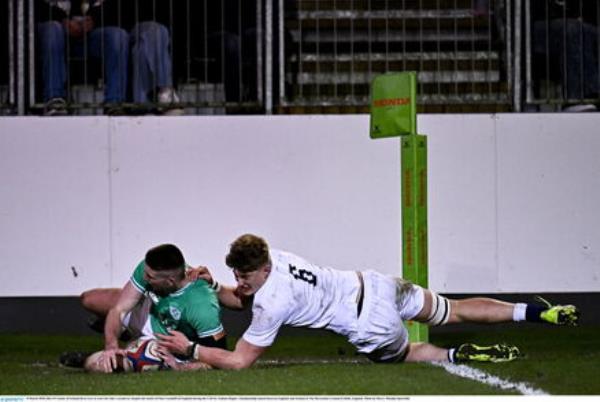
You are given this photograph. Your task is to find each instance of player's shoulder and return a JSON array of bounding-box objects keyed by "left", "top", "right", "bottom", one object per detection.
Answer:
[
  {"left": 270, "top": 249, "right": 311, "bottom": 269},
  {"left": 133, "top": 260, "right": 145, "bottom": 271},
  {"left": 185, "top": 279, "right": 216, "bottom": 297},
  {"left": 269, "top": 248, "right": 290, "bottom": 262},
  {"left": 178, "top": 281, "right": 221, "bottom": 316},
  {"left": 252, "top": 280, "right": 292, "bottom": 318},
  {"left": 170, "top": 280, "right": 217, "bottom": 307},
  {"left": 130, "top": 260, "right": 147, "bottom": 292},
  {"left": 255, "top": 255, "right": 295, "bottom": 308}
]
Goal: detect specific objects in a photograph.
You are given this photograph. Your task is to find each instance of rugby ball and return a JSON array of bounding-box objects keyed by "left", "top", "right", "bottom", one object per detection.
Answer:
[{"left": 125, "top": 338, "right": 165, "bottom": 372}]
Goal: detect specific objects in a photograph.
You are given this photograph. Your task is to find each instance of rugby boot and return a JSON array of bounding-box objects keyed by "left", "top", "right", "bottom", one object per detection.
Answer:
[
  {"left": 536, "top": 296, "right": 580, "bottom": 326},
  {"left": 453, "top": 343, "right": 521, "bottom": 363}
]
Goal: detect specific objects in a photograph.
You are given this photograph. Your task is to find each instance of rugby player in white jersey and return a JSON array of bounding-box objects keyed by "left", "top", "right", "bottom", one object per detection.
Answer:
[{"left": 158, "top": 234, "right": 579, "bottom": 368}]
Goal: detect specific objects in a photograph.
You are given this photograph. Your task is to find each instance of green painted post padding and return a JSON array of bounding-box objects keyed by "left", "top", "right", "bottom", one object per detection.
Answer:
[
  {"left": 369, "top": 71, "right": 428, "bottom": 343},
  {"left": 401, "top": 134, "right": 429, "bottom": 343}
]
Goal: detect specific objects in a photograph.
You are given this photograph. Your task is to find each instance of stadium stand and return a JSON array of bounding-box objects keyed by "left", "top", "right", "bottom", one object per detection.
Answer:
[
  {"left": 280, "top": 0, "right": 510, "bottom": 113},
  {"left": 1, "top": 0, "right": 599, "bottom": 115}
]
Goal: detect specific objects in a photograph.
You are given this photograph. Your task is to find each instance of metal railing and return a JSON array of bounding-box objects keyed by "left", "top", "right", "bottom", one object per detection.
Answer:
[
  {"left": 1, "top": 0, "right": 16, "bottom": 114},
  {"left": 2, "top": 0, "right": 598, "bottom": 115},
  {"left": 525, "top": 0, "right": 600, "bottom": 112},
  {"left": 29, "top": 0, "right": 264, "bottom": 115}
]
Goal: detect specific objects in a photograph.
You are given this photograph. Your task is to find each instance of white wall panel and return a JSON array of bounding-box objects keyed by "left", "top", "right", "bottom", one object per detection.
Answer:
[
  {"left": 496, "top": 114, "right": 600, "bottom": 292},
  {"left": 421, "top": 114, "right": 499, "bottom": 292},
  {"left": 109, "top": 116, "right": 400, "bottom": 287},
  {"left": 0, "top": 117, "right": 111, "bottom": 296},
  {"left": 1, "top": 113, "right": 600, "bottom": 296}
]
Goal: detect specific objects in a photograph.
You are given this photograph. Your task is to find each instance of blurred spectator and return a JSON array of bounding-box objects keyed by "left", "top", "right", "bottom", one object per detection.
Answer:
[
  {"left": 219, "top": 0, "right": 258, "bottom": 106},
  {"left": 35, "top": 0, "right": 129, "bottom": 115},
  {"left": 532, "top": 0, "right": 599, "bottom": 111},
  {"left": 125, "top": 1, "right": 181, "bottom": 115},
  {"left": 174, "top": 0, "right": 258, "bottom": 108}
]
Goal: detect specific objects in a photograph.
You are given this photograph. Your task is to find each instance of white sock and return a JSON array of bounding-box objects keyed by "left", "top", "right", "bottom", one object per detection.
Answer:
[{"left": 512, "top": 303, "right": 527, "bottom": 321}]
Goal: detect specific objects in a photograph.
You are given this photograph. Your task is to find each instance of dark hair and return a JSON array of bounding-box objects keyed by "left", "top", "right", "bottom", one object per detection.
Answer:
[
  {"left": 225, "top": 234, "right": 270, "bottom": 273},
  {"left": 145, "top": 244, "right": 185, "bottom": 272}
]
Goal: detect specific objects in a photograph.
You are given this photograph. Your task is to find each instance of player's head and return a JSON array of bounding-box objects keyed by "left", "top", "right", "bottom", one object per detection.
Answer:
[
  {"left": 144, "top": 244, "right": 186, "bottom": 296},
  {"left": 225, "top": 234, "right": 271, "bottom": 296}
]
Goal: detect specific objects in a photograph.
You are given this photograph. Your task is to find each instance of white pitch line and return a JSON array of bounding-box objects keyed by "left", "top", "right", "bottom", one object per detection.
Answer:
[
  {"left": 430, "top": 361, "right": 549, "bottom": 395},
  {"left": 257, "top": 358, "right": 549, "bottom": 395}
]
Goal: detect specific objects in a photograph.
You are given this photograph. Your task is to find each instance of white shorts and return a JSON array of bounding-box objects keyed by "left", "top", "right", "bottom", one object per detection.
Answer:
[
  {"left": 350, "top": 270, "right": 424, "bottom": 362},
  {"left": 122, "top": 297, "right": 154, "bottom": 340}
]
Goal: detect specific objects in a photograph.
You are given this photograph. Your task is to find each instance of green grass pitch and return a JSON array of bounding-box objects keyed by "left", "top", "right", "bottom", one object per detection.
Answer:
[{"left": 1, "top": 327, "right": 599, "bottom": 395}]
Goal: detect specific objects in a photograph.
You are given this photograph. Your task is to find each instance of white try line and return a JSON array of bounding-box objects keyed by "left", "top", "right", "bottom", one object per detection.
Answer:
[{"left": 430, "top": 361, "right": 549, "bottom": 396}]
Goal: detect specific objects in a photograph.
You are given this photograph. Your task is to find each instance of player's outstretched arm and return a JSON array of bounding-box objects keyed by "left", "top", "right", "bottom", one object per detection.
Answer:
[
  {"left": 186, "top": 265, "right": 249, "bottom": 310},
  {"left": 101, "top": 281, "right": 142, "bottom": 372},
  {"left": 155, "top": 347, "right": 212, "bottom": 371},
  {"left": 216, "top": 285, "right": 253, "bottom": 310},
  {"left": 193, "top": 338, "right": 265, "bottom": 370},
  {"left": 157, "top": 331, "right": 265, "bottom": 370}
]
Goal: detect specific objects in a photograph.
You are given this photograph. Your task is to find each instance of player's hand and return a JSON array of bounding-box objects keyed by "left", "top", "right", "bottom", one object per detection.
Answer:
[
  {"left": 186, "top": 265, "right": 214, "bottom": 284},
  {"left": 155, "top": 345, "right": 212, "bottom": 372},
  {"left": 156, "top": 330, "right": 191, "bottom": 356},
  {"left": 155, "top": 345, "right": 180, "bottom": 370},
  {"left": 98, "top": 348, "right": 126, "bottom": 373}
]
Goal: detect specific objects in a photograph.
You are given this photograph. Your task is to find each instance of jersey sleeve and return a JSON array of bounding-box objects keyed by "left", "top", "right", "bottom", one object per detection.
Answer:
[
  {"left": 129, "top": 260, "right": 147, "bottom": 294},
  {"left": 242, "top": 301, "right": 287, "bottom": 347},
  {"left": 184, "top": 287, "right": 224, "bottom": 339}
]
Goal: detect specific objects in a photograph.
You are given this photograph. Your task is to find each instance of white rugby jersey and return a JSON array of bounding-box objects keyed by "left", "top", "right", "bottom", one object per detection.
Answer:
[{"left": 242, "top": 249, "right": 361, "bottom": 347}]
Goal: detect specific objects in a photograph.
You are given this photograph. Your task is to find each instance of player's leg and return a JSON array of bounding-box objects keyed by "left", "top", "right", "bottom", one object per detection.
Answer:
[
  {"left": 413, "top": 289, "right": 579, "bottom": 326},
  {"left": 403, "top": 342, "right": 448, "bottom": 362},
  {"left": 368, "top": 339, "right": 519, "bottom": 364},
  {"left": 394, "top": 280, "right": 520, "bottom": 363},
  {"left": 403, "top": 342, "right": 520, "bottom": 363},
  {"left": 447, "top": 297, "right": 514, "bottom": 323},
  {"left": 412, "top": 290, "right": 514, "bottom": 324},
  {"left": 360, "top": 274, "right": 520, "bottom": 364},
  {"left": 80, "top": 288, "right": 121, "bottom": 316},
  {"left": 80, "top": 288, "right": 122, "bottom": 334}
]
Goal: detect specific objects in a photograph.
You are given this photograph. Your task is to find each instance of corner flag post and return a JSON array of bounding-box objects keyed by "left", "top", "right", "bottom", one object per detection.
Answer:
[
  {"left": 370, "top": 72, "right": 429, "bottom": 343},
  {"left": 401, "top": 133, "right": 428, "bottom": 342}
]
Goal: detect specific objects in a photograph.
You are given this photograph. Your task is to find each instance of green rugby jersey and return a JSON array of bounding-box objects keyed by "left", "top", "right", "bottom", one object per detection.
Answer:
[{"left": 130, "top": 261, "right": 224, "bottom": 342}]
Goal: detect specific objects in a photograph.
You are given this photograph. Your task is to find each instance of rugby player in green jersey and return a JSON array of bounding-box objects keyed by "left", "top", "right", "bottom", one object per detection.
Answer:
[{"left": 63, "top": 244, "right": 226, "bottom": 373}]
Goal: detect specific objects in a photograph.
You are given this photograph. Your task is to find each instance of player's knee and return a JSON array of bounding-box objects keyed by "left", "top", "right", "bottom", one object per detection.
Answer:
[
  {"left": 80, "top": 290, "right": 95, "bottom": 310},
  {"left": 422, "top": 291, "right": 451, "bottom": 326},
  {"left": 366, "top": 338, "right": 409, "bottom": 363}
]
